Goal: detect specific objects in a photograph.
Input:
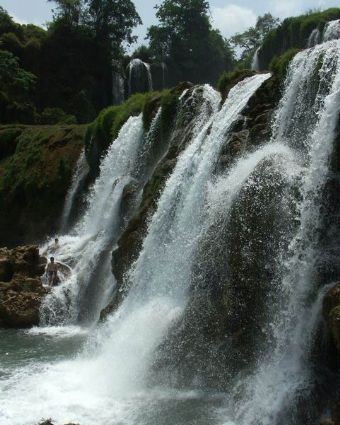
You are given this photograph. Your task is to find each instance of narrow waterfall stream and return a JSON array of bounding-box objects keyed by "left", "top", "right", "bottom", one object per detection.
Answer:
[
  {"left": 1, "top": 37, "right": 340, "bottom": 425},
  {"left": 40, "top": 115, "right": 146, "bottom": 326}
]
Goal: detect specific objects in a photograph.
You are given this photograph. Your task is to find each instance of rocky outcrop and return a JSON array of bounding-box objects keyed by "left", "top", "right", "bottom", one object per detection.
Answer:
[{"left": 0, "top": 245, "right": 48, "bottom": 328}]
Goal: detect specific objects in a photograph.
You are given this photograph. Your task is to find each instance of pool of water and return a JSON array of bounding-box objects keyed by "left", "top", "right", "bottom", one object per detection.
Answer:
[{"left": 0, "top": 327, "right": 226, "bottom": 425}]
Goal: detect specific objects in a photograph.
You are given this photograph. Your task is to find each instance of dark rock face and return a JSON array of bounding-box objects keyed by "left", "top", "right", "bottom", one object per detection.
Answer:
[
  {"left": 0, "top": 245, "right": 48, "bottom": 328},
  {"left": 324, "top": 283, "right": 340, "bottom": 351}
]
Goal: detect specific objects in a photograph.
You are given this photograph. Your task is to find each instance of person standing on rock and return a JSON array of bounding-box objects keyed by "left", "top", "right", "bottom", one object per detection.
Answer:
[{"left": 46, "top": 257, "right": 58, "bottom": 286}]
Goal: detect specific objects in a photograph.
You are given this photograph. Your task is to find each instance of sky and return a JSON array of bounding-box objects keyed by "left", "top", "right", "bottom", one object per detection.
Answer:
[{"left": 1, "top": 0, "right": 340, "bottom": 44}]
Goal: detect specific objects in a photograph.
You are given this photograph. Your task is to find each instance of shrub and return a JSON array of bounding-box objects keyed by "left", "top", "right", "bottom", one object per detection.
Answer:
[
  {"left": 269, "top": 48, "right": 300, "bottom": 82},
  {"left": 39, "top": 107, "right": 77, "bottom": 125}
]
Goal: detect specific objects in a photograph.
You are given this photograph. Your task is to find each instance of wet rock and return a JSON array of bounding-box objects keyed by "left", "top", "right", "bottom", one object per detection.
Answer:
[
  {"left": 0, "top": 245, "right": 48, "bottom": 328},
  {"left": 323, "top": 283, "right": 340, "bottom": 350}
]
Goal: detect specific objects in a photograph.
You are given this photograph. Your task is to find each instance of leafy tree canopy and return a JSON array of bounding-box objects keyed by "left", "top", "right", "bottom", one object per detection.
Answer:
[
  {"left": 230, "top": 13, "right": 280, "bottom": 62},
  {"left": 146, "top": 0, "right": 234, "bottom": 84}
]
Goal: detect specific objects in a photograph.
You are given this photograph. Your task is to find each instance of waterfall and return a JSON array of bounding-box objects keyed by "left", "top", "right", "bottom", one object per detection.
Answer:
[
  {"left": 307, "top": 28, "right": 321, "bottom": 47},
  {"left": 60, "top": 149, "right": 89, "bottom": 233},
  {"left": 251, "top": 47, "right": 260, "bottom": 71},
  {"left": 40, "top": 115, "right": 146, "bottom": 325},
  {"left": 3, "top": 34, "right": 340, "bottom": 425},
  {"left": 219, "top": 39, "right": 340, "bottom": 425},
  {"left": 128, "top": 58, "right": 153, "bottom": 95},
  {"left": 323, "top": 19, "right": 340, "bottom": 42}
]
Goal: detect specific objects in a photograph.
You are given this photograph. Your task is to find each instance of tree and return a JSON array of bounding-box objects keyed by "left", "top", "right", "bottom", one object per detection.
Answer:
[
  {"left": 48, "top": 0, "right": 85, "bottom": 26},
  {"left": 230, "top": 13, "right": 280, "bottom": 63},
  {"left": 147, "top": 0, "right": 234, "bottom": 85},
  {"left": 0, "top": 50, "right": 37, "bottom": 122}
]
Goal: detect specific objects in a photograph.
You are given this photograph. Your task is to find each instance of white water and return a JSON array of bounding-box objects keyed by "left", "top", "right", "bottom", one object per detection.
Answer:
[
  {"left": 251, "top": 48, "right": 260, "bottom": 72},
  {"left": 60, "top": 149, "right": 89, "bottom": 233},
  {"left": 2, "top": 32, "right": 340, "bottom": 425},
  {"left": 323, "top": 19, "right": 340, "bottom": 42},
  {"left": 40, "top": 115, "right": 145, "bottom": 325},
  {"left": 0, "top": 76, "right": 271, "bottom": 425},
  {"left": 219, "top": 40, "right": 340, "bottom": 425}
]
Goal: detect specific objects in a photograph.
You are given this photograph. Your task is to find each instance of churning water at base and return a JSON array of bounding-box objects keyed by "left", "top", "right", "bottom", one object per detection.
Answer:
[{"left": 2, "top": 39, "right": 340, "bottom": 425}]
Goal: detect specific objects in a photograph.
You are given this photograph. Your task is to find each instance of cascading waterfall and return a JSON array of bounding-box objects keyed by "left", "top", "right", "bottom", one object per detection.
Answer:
[
  {"left": 323, "top": 19, "right": 340, "bottom": 42},
  {"left": 40, "top": 115, "right": 146, "bottom": 326},
  {"left": 0, "top": 75, "right": 271, "bottom": 425},
  {"left": 219, "top": 39, "right": 340, "bottom": 425},
  {"left": 2, "top": 35, "right": 340, "bottom": 425},
  {"left": 60, "top": 149, "right": 89, "bottom": 233}
]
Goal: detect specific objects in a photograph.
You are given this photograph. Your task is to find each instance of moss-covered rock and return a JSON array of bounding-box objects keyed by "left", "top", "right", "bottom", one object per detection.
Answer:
[
  {"left": 85, "top": 92, "right": 163, "bottom": 174},
  {"left": 0, "top": 124, "right": 86, "bottom": 246},
  {"left": 85, "top": 84, "right": 193, "bottom": 176}
]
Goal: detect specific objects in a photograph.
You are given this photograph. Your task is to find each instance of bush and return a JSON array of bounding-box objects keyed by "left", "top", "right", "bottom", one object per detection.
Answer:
[
  {"left": 269, "top": 48, "right": 300, "bottom": 82},
  {"left": 39, "top": 108, "right": 77, "bottom": 125}
]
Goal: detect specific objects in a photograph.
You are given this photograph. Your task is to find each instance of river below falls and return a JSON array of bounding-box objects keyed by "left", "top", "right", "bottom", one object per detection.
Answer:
[{"left": 0, "top": 327, "right": 227, "bottom": 425}]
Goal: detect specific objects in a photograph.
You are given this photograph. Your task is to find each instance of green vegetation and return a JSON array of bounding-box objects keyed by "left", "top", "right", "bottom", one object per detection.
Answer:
[
  {"left": 230, "top": 13, "right": 280, "bottom": 69},
  {"left": 0, "top": 2, "right": 141, "bottom": 124},
  {"left": 269, "top": 49, "right": 300, "bottom": 82},
  {"left": 145, "top": 0, "right": 234, "bottom": 85},
  {"left": 85, "top": 83, "right": 191, "bottom": 173},
  {"left": 259, "top": 8, "right": 340, "bottom": 69},
  {"left": 0, "top": 125, "right": 86, "bottom": 245},
  {"left": 85, "top": 92, "right": 156, "bottom": 171}
]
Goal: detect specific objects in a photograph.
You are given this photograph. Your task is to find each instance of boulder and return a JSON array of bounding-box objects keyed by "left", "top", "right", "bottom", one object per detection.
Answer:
[{"left": 0, "top": 245, "right": 48, "bottom": 328}]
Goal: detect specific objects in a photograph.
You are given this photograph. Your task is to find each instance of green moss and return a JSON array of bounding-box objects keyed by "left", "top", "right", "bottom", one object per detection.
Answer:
[
  {"left": 0, "top": 124, "right": 86, "bottom": 245},
  {"left": 217, "top": 69, "right": 255, "bottom": 99},
  {"left": 86, "top": 85, "right": 191, "bottom": 174},
  {"left": 85, "top": 92, "right": 159, "bottom": 172},
  {"left": 269, "top": 48, "right": 300, "bottom": 82},
  {"left": 160, "top": 89, "right": 179, "bottom": 134},
  {"left": 259, "top": 8, "right": 340, "bottom": 69}
]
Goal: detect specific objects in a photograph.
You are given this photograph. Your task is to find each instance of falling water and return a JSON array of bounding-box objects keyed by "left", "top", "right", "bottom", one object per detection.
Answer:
[
  {"left": 0, "top": 75, "right": 271, "bottom": 425},
  {"left": 128, "top": 58, "right": 153, "bottom": 95},
  {"left": 251, "top": 48, "right": 260, "bottom": 71},
  {"left": 323, "top": 19, "right": 340, "bottom": 42},
  {"left": 40, "top": 115, "right": 145, "bottom": 325},
  {"left": 60, "top": 149, "right": 89, "bottom": 233},
  {"left": 307, "top": 28, "right": 321, "bottom": 47},
  {"left": 219, "top": 39, "right": 340, "bottom": 425},
  {"left": 2, "top": 34, "right": 340, "bottom": 425}
]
